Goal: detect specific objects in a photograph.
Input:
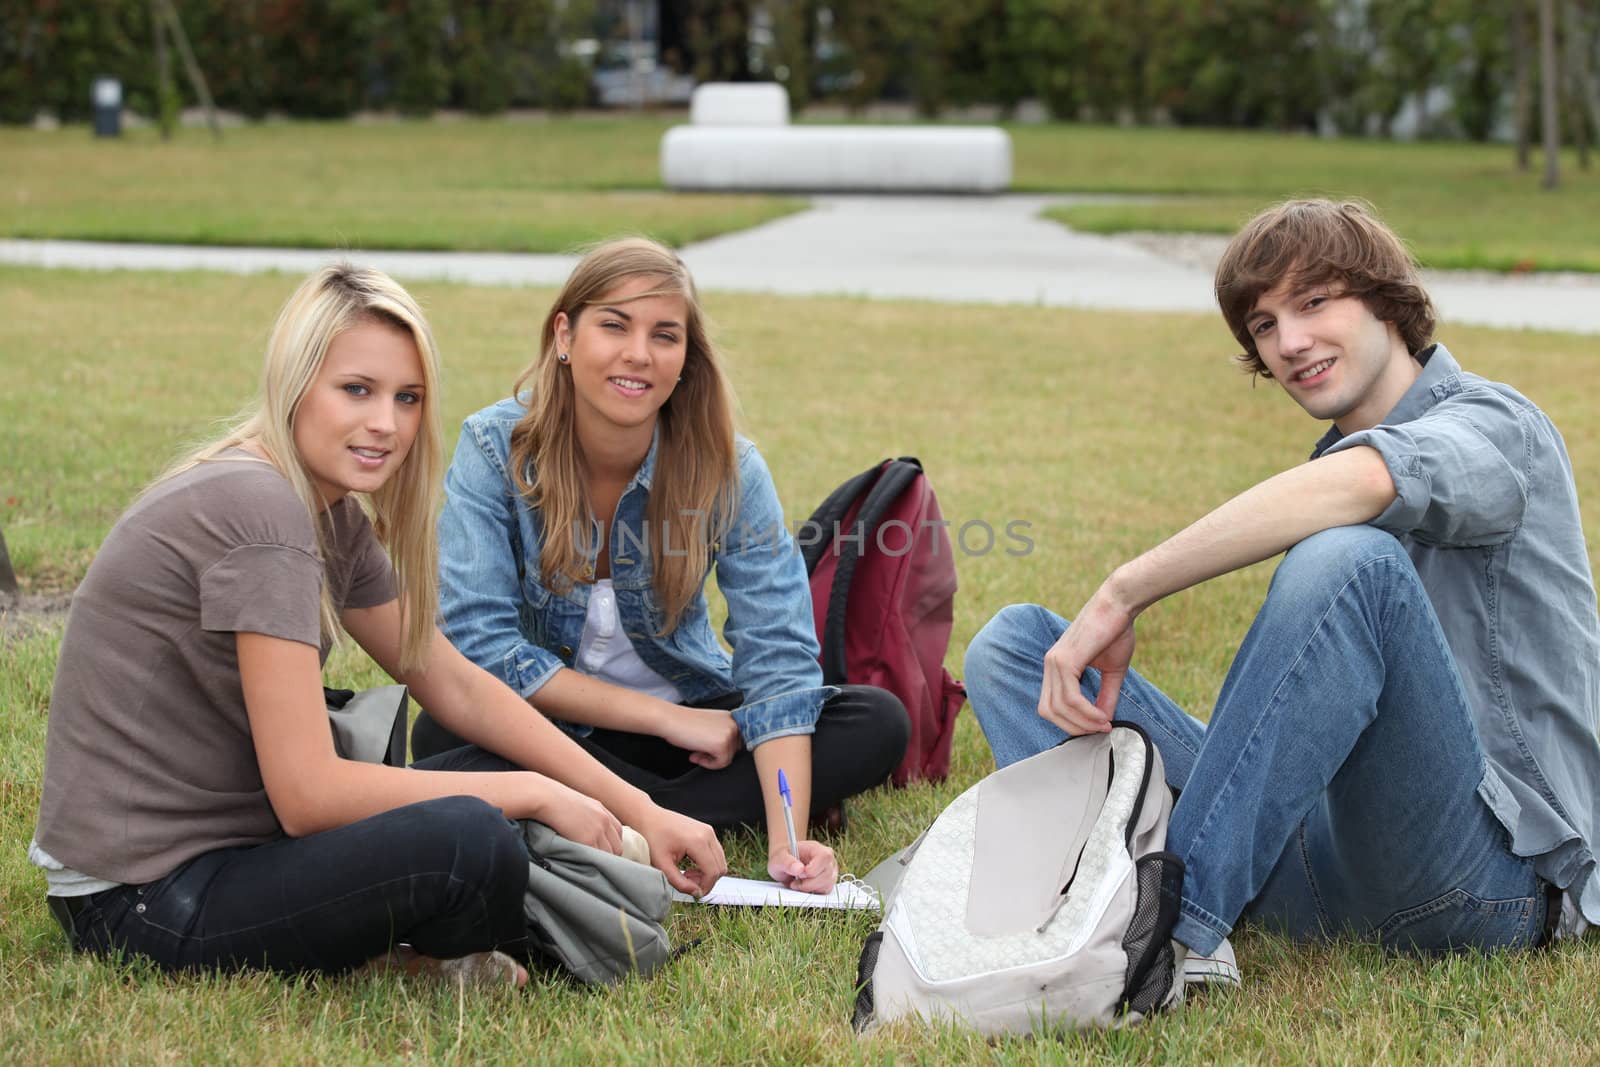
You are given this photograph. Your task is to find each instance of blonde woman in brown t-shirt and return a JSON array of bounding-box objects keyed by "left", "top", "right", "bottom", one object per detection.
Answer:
[{"left": 31, "top": 265, "right": 726, "bottom": 984}]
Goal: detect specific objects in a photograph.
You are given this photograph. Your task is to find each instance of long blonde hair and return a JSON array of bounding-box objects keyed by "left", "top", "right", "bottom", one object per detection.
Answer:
[
  {"left": 155, "top": 264, "right": 443, "bottom": 671},
  {"left": 508, "top": 237, "right": 738, "bottom": 633}
]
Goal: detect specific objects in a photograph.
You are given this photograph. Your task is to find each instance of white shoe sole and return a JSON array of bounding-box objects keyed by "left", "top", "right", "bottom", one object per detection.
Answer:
[{"left": 1182, "top": 936, "right": 1241, "bottom": 988}]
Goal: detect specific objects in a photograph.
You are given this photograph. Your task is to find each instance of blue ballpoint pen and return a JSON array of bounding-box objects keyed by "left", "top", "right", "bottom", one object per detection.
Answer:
[{"left": 777, "top": 768, "right": 800, "bottom": 860}]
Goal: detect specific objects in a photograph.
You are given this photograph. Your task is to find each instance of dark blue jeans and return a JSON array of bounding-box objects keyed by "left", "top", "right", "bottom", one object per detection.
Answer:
[{"left": 60, "top": 748, "right": 530, "bottom": 975}]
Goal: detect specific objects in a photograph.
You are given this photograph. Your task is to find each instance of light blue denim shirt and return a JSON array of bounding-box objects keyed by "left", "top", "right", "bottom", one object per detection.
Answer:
[
  {"left": 438, "top": 396, "right": 835, "bottom": 748},
  {"left": 1316, "top": 344, "right": 1600, "bottom": 925}
]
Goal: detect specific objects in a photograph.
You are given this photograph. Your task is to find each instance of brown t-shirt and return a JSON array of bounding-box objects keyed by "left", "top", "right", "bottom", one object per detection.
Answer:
[{"left": 34, "top": 454, "right": 396, "bottom": 884}]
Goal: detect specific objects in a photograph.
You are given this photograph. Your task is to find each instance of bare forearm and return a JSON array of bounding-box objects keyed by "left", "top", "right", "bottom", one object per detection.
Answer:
[
  {"left": 1107, "top": 447, "right": 1395, "bottom": 615},
  {"left": 404, "top": 644, "right": 654, "bottom": 826},
  {"left": 523, "top": 667, "right": 674, "bottom": 735},
  {"left": 507, "top": 668, "right": 741, "bottom": 774},
  {"left": 273, "top": 759, "right": 552, "bottom": 836},
  {"left": 405, "top": 650, "right": 727, "bottom": 892},
  {"left": 753, "top": 734, "right": 812, "bottom": 847}
]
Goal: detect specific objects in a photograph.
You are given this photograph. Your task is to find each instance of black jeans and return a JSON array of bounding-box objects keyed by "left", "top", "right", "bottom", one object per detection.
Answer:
[
  {"left": 412, "top": 685, "right": 911, "bottom": 831},
  {"left": 58, "top": 746, "right": 530, "bottom": 975}
]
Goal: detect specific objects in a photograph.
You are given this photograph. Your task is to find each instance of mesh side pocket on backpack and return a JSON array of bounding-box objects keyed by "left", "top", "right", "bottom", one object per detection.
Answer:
[
  {"left": 851, "top": 931, "right": 884, "bottom": 1032},
  {"left": 1118, "top": 851, "right": 1185, "bottom": 1017}
]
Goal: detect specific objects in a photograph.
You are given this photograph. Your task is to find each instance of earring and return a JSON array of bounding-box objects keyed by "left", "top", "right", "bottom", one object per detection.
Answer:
[
  {"left": 676, "top": 375, "right": 682, "bottom": 383},
  {"left": 557, "top": 352, "right": 570, "bottom": 364}
]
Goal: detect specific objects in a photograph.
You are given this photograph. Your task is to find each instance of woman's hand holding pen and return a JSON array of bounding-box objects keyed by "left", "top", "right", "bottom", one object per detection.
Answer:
[
  {"left": 769, "top": 839, "right": 838, "bottom": 894},
  {"left": 759, "top": 750, "right": 835, "bottom": 893}
]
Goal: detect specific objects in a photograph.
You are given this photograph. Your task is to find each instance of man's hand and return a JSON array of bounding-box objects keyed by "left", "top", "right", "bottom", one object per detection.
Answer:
[
  {"left": 656, "top": 705, "right": 742, "bottom": 769},
  {"left": 1039, "top": 583, "right": 1137, "bottom": 736},
  {"left": 768, "top": 839, "right": 838, "bottom": 895},
  {"left": 633, "top": 804, "right": 727, "bottom": 897}
]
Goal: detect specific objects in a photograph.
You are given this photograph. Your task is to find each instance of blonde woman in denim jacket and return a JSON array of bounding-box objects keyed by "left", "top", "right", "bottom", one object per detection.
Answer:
[{"left": 417, "top": 239, "right": 908, "bottom": 893}]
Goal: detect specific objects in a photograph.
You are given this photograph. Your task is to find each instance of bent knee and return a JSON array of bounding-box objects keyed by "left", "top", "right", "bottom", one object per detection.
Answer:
[
  {"left": 964, "top": 603, "right": 1063, "bottom": 686},
  {"left": 412, "top": 796, "right": 527, "bottom": 881},
  {"left": 869, "top": 688, "right": 912, "bottom": 764},
  {"left": 1276, "top": 526, "right": 1412, "bottom": 596},
  {"left": 829, "top": 686, "right": 911, "bottom": 775}
]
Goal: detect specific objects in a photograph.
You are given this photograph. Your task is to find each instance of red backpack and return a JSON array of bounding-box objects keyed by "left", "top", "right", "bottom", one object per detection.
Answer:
[{"left": 801, "top": 458, "right": 966, "bottom": 786}]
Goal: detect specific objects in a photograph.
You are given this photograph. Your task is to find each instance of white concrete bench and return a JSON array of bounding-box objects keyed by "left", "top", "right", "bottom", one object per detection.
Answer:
[
  {"left": 660, "top": 125, "right": 1013, "bottom": 193},
  {"left": 690, "top": 82, "right": 790, "bottom": 126}
]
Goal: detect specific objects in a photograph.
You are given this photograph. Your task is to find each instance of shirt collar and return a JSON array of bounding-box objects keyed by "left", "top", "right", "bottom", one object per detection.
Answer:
[
  {"left": 1311, "top": 342, "right": 1456, "bottom": 458},
  {"left": 631, "top": 423, "right": 662, "bottom": 492},
  {"left": 510, "top": 392, "right": 662, "bottom": 493}
]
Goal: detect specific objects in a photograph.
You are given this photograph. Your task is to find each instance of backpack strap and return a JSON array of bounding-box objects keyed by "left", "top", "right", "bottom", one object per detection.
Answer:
[
  {"left": 819, "top": 457, "right": 924, "bottom": 685},
  {"left": 801, "top": 461, "right": 886, "bottom": 576}
]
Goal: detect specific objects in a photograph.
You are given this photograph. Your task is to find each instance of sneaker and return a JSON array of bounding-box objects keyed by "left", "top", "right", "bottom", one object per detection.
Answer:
[{"left": 1181, "top": 936, "right": 1241, "bottom": 988}]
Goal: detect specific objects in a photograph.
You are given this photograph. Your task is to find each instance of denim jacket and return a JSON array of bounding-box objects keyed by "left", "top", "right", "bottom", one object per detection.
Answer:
[{"left": 438, "top": 396, "right": 835, "bottom": 748}]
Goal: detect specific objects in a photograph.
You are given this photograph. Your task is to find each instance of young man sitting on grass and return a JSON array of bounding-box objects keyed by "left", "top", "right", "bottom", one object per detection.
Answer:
[{"left": 964, "top": 198, "right": 1600, "bottom": 980}]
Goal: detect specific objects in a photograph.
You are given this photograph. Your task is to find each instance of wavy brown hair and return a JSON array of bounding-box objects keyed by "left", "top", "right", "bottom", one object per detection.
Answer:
[
  {"left": 1215, "top": 199, "right": 1436, "bottom": 379},
  {"left": 508, "top": 237, "right": 738, "bottom": 634},
  {"left": 155, "top": 265, "right": 443, "bottom": 671}
]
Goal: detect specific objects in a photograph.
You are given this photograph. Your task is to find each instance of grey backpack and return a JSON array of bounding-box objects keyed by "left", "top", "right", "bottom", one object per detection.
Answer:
[
  {"left": 852, "top": 722, "right": 1185, "bottom": 1035},
  {"left": 520, "top": 820, "right": 675, "bottom": 985}
]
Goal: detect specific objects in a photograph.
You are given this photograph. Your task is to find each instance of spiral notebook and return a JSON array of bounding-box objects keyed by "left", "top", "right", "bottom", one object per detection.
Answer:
[{"left": 671, "top": 875, "right": 880, "bottom": 910}]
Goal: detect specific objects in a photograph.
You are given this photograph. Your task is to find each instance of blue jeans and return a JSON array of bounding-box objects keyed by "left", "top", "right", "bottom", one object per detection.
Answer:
[
  {"left": 965, "top": 526, "right": 1548, "bottom": 957},
  {"left": 61, "top": 747, "right": 530, "bottom": 975}
]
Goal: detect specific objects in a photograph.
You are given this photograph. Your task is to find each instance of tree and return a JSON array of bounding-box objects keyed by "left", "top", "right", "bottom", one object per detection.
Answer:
[
  {"left": 826, "top": 2, "right": 909, "bottom": 110},
  {"left": 689, "top": 0, "right": 754, "bottom": 82},
  {"left": 1159, "top": 0, "right": 1324, "bottom": 130},
  {"left": 1540, "top": 0, "right": 1560, "bottom": 187},
  {"left": 1372, "top": 0, "right": 1458, "bottom": 137},
  {"left": 1563, "top": 0, "right": 1597, "bottom": 167},
  {"left": 659, "top": 0, "right": 695, "bottom": 74},
  {"left": 379, "top": 0, "right": 448, "bottom": 115},
  {"left": 764, "top": 0, "right": 819, "bottom": 111},
  {"left": 1513, "top": 0, "right": 1534, "bottom": 167},
  {"left": 1449, "top": 2, "right": 1510, "bottom": 141}
]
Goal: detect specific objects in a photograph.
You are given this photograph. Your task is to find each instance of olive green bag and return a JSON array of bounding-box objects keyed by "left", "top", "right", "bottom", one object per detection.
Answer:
[{"left": 519, "top": 820, "right": 674, "bottom": 984}]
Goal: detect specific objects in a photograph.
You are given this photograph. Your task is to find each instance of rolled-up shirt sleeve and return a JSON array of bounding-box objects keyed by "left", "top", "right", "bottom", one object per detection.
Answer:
[
  {"left": 437, "top": 418, "right": 566, "bottom": 698},
  {"left": 1325, "top": 399, "right": 1529, "bottom": 547}
]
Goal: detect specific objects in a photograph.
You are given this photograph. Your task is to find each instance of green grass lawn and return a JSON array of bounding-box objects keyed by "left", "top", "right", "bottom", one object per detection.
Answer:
[
  {"left": 0, "top": 116, "right": 803, "bottom": 252},
  {"left": 1017, "top": 125, "right": 1600, "bottom": 273},
  {"left": 7, "top": 116, "right": 1600, "bottom": 272},
  {"left": 4, "top": 267, "right": 1599, "bottom": 1062}
]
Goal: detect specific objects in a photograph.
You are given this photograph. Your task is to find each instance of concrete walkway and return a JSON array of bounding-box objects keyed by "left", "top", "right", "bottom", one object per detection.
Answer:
[{"left": 5, "top": 195, "right": 1599, "bottom": 333}]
